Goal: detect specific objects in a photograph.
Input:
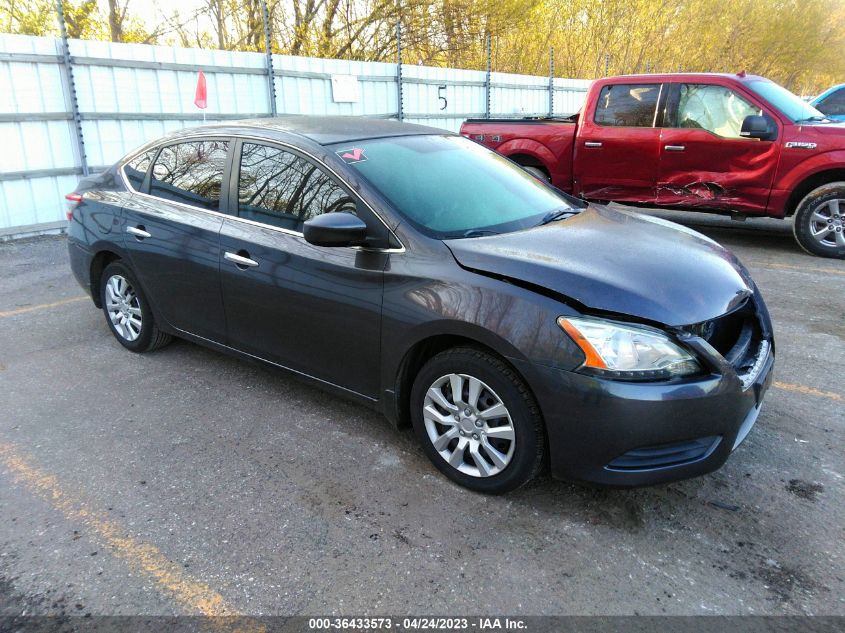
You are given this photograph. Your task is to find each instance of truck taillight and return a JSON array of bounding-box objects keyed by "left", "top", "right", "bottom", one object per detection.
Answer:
[{"left": 64, "top": 193, "right": 82, "bottom": 221}]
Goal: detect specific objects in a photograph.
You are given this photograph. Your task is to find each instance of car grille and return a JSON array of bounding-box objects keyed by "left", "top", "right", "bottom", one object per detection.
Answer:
[
  {"left": 687, "top": 297, "right": 770, "bottom": 390},
  {"left": 606, "top": 436, "right": 722, "bottom": 471}
]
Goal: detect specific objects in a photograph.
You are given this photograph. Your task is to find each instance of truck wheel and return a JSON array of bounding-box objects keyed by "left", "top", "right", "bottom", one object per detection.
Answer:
[
  {"left": 522, "top": 166, "right": 550, "bottom": 183},
  {"left": 793, "top": 182, "right": 845, "bottom": 258}
]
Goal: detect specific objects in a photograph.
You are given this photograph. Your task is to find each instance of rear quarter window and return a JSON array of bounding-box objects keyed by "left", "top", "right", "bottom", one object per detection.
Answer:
[{"left": 123, "top": 150, "right": 156, "bottom": 191}]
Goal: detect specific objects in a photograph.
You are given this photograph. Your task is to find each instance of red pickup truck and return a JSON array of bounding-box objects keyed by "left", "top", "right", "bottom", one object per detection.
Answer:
[{"left": 460, "top": 73, "right": 845, "bottom": 259}]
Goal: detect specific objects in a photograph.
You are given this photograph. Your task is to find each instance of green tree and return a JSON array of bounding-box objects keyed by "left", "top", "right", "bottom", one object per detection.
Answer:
[
  {"left": 63, "top": 0, "right": 104, "bottom": 39},
  {"left": 1, "top": 0, "right": 57, "bottom": 35}
]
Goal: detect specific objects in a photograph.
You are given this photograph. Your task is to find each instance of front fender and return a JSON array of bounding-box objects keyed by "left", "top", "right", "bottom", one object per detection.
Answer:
[
  {"left": 381, "top": 298, "right": 583, "bottom": 427},
  {"left": 381, "top": 273, "right": 585, "bottom": 394},
  {"left": 775, "top": 149, "right": 845, "bottom": 193},
  {"left": 397, "top": 318, "right": 534, "bottom": 368}
]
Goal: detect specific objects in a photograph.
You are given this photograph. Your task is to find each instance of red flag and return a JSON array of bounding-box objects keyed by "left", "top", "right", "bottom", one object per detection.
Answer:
[{"left": 194, "top": 70, "right": 207, "bottom": 109}]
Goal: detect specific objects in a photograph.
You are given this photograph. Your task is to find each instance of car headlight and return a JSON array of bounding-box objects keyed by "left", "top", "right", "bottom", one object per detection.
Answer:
[{"left": 558, "top": 316, "right": 701, "bottom": 380}]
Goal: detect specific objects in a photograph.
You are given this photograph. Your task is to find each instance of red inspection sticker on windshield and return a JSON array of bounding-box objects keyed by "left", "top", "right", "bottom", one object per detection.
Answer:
[{"left": 336, "top": 147, "right": 367, "bottom": 164}]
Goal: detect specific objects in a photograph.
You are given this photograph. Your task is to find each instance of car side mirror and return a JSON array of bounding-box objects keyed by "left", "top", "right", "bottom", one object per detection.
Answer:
[
  {"left": 303, "top": 211, "right": 368, "bottom": 247},
  {"left": 740, "top": 115, "right": 776, "bottom": 141}
]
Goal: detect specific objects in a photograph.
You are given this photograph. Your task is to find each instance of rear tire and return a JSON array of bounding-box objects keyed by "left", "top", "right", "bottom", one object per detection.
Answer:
[
  {"left": 521, "top": 166, "right": 551, "bottom": 182},
  {"left": 100, "top": 261, "right": 172, "bottom": 353},
  {"left": 792, "top": 182, "right": 845, "bottom": 258},
  {"left": 410, "top": 347, "right": 545, "bottom": 494}
]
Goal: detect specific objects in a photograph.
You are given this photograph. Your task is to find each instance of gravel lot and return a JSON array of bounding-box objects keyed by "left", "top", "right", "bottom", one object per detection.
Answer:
[{"left": 0, "top": 209, "right": 843, "bottom": 617}]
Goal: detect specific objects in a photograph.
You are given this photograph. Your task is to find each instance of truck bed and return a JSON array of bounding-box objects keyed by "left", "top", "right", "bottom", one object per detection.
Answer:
[
  {"left": 463, "top": 115, "right": 578, "bottom": 125},
  {"left": 460, "top": 116, "right": 579, "bottom": 191}
]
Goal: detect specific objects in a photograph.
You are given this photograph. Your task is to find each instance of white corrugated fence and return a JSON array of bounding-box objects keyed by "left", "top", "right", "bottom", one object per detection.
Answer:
[{"left": 0, "top": 33, "right": 591, "bottom": 237}]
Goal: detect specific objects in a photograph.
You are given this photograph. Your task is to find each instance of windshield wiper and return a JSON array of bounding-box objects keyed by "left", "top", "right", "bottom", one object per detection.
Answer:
[
  {"left": 537, "top": 207, "right": 577, "bottom": 226},
  {"left": 796, "top": 116, "right": 829, "bottom": 123},
  {"left": 461, "top": 229, "right": 500, "bottom": 238}
]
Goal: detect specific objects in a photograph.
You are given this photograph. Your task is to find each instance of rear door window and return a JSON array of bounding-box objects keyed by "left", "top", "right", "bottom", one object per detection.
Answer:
[
  {"left": 149, "top": 140, "right": 229, "bottom": 211},
  {"left": 594, "top": 84, "right": 661, "bottom": 127},
  {"left": 236, "top": 142, "right": 356, "bottom": 232}
]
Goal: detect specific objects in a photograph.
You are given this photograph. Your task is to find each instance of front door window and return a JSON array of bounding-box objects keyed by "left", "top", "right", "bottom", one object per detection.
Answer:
[
  {"left": 674, "top": 84, "right": 761, "bottom": 139},
  {"left": 237, "top": 143, "right": 355, "bottom": 231}
]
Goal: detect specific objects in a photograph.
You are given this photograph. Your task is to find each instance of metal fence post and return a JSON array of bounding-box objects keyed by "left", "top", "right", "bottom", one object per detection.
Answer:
[
  {"left": 396, "top": 22, "right": 403, "bottom": 121},
  {"left": 485, "top": 34, "right": 491, "bottom": 119},
  {"left": 548, "top": 47, "right": 554, "bottom": 117},
  {"left": 260, "top": 0, "right": 276, "bottom": 116},
  {"left": 55, "top": 0, "right": 88, "bottom": 177},
  {"left": 604, "top": 54, "right": 609, "bottom": 77}
]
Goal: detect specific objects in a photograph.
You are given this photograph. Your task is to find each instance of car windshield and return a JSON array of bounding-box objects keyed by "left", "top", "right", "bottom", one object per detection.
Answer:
[
  {"left": 746, "top": 79, "right": 827, "bottom": 122},
  {"left": 329, "top": 135, "right": 579, "bottom": 239}
]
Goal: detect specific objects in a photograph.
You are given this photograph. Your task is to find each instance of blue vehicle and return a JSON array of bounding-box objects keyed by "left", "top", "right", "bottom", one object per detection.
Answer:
[{"left": 811, "top": 83, "right": 845, "bottom": 121}]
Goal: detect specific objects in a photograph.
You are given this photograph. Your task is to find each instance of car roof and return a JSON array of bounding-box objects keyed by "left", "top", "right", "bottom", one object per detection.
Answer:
[{"left": 161, "top": 116, "right": 451, "bottom": 146}]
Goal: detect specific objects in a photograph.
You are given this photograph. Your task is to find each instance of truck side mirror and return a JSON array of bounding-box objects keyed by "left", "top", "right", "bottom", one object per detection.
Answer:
[{"left": 740, "top": 115, "right": 776, "bottom": 141}]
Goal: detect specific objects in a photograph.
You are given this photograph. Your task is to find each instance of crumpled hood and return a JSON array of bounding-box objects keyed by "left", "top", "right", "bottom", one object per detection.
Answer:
[{"left": 444, "top": 205, "right": 754, "bottom": 327}]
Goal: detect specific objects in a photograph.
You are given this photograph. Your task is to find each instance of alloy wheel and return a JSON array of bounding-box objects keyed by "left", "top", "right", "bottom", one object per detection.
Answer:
[
  {"left": 105, "top": 274, "right": 142, "bottom": 341},
  {"left": 422, "top": 373, "right": 516, "bottom": 478},
  {"left": 810, "top": 198, "right": 845, "bottom": 248}
]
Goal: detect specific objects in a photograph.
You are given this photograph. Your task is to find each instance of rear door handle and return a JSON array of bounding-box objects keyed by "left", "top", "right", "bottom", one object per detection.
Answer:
[
  {"left": 126, "top": 226, "right": 151, "bottom": 239},
  {"left": 224, "top": 251, "right": 259, "bottom": 268},
  {"left": 664, "top": 145, "right": 686, "bottom": 152},
  {"left": 584, "top": 141, "right": 603, "bottom": 148}
]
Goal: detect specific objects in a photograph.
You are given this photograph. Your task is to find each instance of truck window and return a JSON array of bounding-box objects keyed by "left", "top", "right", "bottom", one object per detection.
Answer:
[
  {"left": 594, "top": 84, "right": 660, "bottom": 127},
  {"left": 673, "top": 84, "right": 761, "bottom": 139},
  {"left": 817, "top": 88, "right": 845, "bottom": 116},
  {"left": 746, "top": 79, "right": 823, "bottom": 122}
]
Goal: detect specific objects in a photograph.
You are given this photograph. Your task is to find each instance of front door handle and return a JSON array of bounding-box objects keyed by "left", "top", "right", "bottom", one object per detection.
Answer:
[
  {"left": 664, "top": 145, "right": 686, "bottom": 152},
  {"left": 584, "top": 141, "right": 603, "bottom": 148},
  {"left": 224, "top": 251, "right": 259, "bottom": 268},
  {"left": 126, "top": 225, "right": 151, "bottom": 239}
]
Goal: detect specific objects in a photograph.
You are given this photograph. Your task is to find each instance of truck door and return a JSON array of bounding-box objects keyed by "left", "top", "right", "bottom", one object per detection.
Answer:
[
  {"left": 657, "top": 82, "right": 781, "bottom": 214},
  {"left": 573, "top": 82, "right": 663, "bottom": 203}
]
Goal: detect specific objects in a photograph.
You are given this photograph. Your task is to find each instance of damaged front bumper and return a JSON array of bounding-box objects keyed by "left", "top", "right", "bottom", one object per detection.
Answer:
[{"left": 510, "top": 293, "right": 775, "bottom": 487}]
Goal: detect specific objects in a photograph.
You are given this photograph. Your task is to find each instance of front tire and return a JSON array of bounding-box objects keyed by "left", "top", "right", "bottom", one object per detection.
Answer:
[
  {"left": 100, "top": 261, "right": 172, "bottom": 353},
  {"left": 410, "top": 347, "right": 545, "bottom": 494},
  {"left": 793, "top": 182, "right": 845, "bottom": 258}
]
